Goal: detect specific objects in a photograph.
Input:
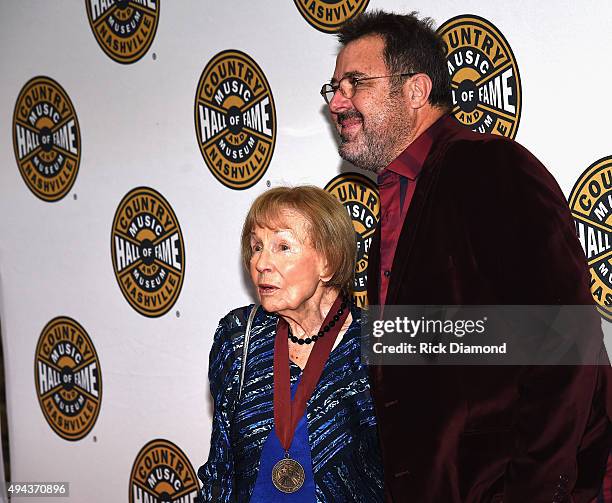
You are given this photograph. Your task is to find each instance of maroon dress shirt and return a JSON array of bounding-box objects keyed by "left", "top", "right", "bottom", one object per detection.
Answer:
[{"left": 376, "top": 116, "right": 445, "bottom": 305}]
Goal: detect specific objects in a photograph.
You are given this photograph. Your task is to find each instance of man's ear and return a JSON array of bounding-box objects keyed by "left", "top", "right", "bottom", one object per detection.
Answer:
[{"left": 405, "top": 73, "right": 433, "bottom": 109}]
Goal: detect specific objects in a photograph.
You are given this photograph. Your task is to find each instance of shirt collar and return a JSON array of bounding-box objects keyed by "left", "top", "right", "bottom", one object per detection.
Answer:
[{"left": 381, "top": 114, "right": 448, "bottom": 182}]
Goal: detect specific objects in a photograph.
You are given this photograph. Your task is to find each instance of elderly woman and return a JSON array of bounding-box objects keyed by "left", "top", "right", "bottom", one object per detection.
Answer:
[{"left": 197, "top": 186, "right": 383, "bottom": 502}]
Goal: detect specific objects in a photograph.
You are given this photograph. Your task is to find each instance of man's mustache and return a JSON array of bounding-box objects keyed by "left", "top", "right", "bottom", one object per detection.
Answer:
[{"left": 336, "top": 110, "right": 363, "bottom": 123}]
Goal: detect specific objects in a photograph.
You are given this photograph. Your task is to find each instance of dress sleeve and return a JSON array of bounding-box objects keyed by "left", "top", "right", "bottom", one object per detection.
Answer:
[{"left": 196, "top": 315, "right": 241, "bottom": 503}]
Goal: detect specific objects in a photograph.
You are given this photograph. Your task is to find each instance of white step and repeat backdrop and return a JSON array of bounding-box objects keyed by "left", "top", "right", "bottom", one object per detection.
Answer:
[{"left": 0, "top": 1, "right": 611, "bottom": 501}]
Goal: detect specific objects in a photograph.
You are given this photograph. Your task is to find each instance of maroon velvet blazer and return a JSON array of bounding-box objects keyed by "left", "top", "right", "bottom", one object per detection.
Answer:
[{"left": 367, "top": 117, "right": 612, "bottom": 503}]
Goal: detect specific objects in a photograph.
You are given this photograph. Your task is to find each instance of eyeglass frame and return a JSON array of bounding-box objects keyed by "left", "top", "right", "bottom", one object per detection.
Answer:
[{"left": 320, "top": 72, "right": 418, "bottom": 104}]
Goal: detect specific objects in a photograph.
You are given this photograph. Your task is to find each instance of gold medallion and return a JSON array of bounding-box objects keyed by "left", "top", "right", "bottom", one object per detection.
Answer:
[{"left": 271, "top": 457, "right": 305, "bottom": 493}]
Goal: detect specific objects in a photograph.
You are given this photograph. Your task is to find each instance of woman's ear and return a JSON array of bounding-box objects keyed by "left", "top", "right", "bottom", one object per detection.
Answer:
[{"left": 319, "top": 258, "right": 334, "bottom": 283}]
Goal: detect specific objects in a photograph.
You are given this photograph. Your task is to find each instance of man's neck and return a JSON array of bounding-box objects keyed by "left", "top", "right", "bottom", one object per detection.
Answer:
[
  {"left": 407, "top": 108, "right": 446, "bottom": 146},
  {"left": 379, "top": 107, "right": 447, "bottom": 174}
]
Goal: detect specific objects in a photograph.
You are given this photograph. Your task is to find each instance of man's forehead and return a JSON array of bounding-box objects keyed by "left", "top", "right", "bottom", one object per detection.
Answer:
[{"left": 333, "top": 34, "right": 387, "bottom": 78}]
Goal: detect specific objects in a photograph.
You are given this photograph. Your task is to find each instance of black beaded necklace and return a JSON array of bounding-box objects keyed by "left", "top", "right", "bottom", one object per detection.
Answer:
[{"left": 287, "top": 295, "right": 348, "bottom": 345}]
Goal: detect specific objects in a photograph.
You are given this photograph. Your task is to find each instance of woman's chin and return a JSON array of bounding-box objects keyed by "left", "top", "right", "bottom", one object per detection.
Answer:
[{"left": 259, "top": 299, "right": 280, "bottom": 313}]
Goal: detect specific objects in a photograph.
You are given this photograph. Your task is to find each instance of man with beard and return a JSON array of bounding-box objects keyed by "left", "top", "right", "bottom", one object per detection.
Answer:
[{"left": 321, "top": 10, "right": 611, "bottom": 503}]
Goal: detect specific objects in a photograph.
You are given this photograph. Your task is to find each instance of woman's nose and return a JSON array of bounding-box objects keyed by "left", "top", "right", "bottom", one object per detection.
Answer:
[{"left": 254, "top": 249, "right": 273, "bottom": 272}]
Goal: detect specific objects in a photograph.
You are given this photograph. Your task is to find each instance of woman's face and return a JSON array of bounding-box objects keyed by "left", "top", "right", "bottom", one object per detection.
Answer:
[{"left": 249, "top": 209, "right": 329, "bottom": 317}]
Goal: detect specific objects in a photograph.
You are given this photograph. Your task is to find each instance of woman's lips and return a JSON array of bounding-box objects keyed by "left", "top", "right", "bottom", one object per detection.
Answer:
[{"left": 258, "top": 284, "right": 278, "bottom": 295}]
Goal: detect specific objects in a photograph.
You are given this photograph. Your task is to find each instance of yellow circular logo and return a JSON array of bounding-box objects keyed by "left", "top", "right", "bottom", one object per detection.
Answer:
[
  {"left": 111, "top": 187, "right": 185, "bottom": 317},
  {"left": 325, "top": 173, "right": 380, "bottom": 307},
  {"left": 129, "top": 439, "right": 198, "bottom": 503},
  {"left": 85, "top": 0, "right": 160, "bottom": 64},
  {"left": 34, "top": 317, "right": 102, "bottom": 441},
  {"left": 12, "top": 76, "right": 81, "bottom": 202},
  {"left": 195, "top": 50, "right": 277, "bottom": 190},
  {"left": 293, "top": 0, "right": 369, "bottom": 33},
  {"left": 569, "top": 155, "right": 612, "bottom": 320},
  {"left": 437, "top": 15, "right": 521, "bottom": 139}
]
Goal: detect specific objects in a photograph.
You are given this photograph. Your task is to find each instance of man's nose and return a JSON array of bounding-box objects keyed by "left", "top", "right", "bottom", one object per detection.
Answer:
[{"left": 328, "top": 88, "right": 352, "bottom": 114}]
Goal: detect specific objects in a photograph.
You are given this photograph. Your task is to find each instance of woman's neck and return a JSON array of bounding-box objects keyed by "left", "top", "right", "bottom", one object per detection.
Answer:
[{"left": 280, "top": 287, "right": 340, "bottom": 339}]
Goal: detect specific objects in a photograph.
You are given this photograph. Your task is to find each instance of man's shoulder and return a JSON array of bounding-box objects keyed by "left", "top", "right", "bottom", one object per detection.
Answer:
[
  {"left": 427, "top": 122, "right": 568, "bottom": 218},
  {"left": 431, "top": 123, "right": 543, "bottom": 182},
  {"left": 441, "top": 126, "right": 527, "bottom": 161}
]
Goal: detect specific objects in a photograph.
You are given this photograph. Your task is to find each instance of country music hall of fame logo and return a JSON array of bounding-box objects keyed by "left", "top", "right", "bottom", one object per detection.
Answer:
[
  {"left": 34, "top": 317, "right": 102, "bottom": 441},
  {"left": 195, "top": 50, "right": 277, "bottom": 190},
  {"left": 437, "top": 15, "right": 522, "bottom": 139},
  {"left": 111, "top": 187, "right": 185, "bottom": 317},
  {"left": 85, "top": 0, "right": 160, "bottom": 64},
  {"left": 325, "top": 173, "right": 380, "bottom": 307},
  {"left": 293, "top": 0, "right": 369, "bottom": 33},
  {"left": 129, "top": 439, "right": 198, "bottom": 503},
  {"left": 12, "top": 76, "right": 81, "bottom": 202},
  {"left": 569, "top": 156, "right": 612, "bottom": 320}
]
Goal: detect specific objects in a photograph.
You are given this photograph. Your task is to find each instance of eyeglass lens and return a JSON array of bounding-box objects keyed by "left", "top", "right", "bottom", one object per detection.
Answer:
[{"left": 322, "top": 77, "right": 354, "bottom": 103}]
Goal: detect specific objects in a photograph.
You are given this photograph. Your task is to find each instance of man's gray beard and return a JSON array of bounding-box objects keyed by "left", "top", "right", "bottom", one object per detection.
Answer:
[
  {"left": 336, "top": 86, "right": 412, "bottom": 173},
  {"left": 338, "top": 131, "right": 398, "bottom": 174}
]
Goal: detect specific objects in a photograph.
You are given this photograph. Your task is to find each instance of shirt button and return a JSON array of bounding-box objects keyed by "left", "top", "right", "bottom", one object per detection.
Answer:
[{"left": 384, "top": 270, "right": 391, "bottom": 277}]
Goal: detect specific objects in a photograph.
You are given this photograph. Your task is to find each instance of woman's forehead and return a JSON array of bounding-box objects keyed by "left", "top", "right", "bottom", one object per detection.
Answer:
[{"left": 250, "top": 207, "right": 311, "bottom": 237}]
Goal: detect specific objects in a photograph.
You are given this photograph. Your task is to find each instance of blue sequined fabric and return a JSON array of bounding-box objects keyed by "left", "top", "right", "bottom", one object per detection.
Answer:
[{"left": 196, "top": 303, "right": 384, "bottom": 502}]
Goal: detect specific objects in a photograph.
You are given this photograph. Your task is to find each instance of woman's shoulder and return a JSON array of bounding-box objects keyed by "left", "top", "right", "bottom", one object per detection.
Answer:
[
  {"left": 208, "top": 304, "right": 276, "bottom": 380},
  {"left": 214, "top": 304, "right": 276, "bottom": 342},
  {"left": 349, "top": 302, "right": 362, "bottom": 322},
  {"left": 217, "top": 304, "right": 256, "bottom": 331},
  {"left": 345, "top": 302, "right": 364, "bottom": 335},
  {"left": 209, "top": 305, "right": 254, "bottom": 357}
]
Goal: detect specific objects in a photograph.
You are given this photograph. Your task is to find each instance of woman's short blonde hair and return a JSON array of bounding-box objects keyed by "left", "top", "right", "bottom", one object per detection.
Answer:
[{"left": 241, "top": 186, "right": 356, "bottom": 293}]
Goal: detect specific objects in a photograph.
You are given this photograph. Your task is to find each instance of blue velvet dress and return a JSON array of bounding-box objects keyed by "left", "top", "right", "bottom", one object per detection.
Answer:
[
  {"left": 250, "top": 375, "right": 316, "bottom": 502},
  {"left": 196, "top": 303, "right": 383, "bottom": 502}
]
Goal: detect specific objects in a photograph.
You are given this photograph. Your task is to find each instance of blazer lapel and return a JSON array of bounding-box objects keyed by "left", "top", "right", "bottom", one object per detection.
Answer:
[
  {"left": 385, "top": 157, "right": 441, "bottom": 305},
  {"left": 367, "top": 120, "right": 453, "bottom": 307}
]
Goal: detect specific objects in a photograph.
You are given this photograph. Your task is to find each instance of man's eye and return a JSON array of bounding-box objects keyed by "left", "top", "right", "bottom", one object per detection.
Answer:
[
  {"left": 252, "top": 244, "right": 262, "bottom": 252},
  {"left": 279, "top": 244, "right": 290, "bottom": 251}
]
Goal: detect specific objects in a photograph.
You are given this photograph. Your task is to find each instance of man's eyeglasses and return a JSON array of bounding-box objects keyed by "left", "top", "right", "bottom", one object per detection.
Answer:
[{"left": 320, "top": 73, "right": 417, "bottom": 104}]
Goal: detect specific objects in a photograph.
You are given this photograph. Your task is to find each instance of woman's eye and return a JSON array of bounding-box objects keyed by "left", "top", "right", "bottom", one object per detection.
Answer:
[{"left": 251, "top": 244, "right": 262, "bottom": 252}]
